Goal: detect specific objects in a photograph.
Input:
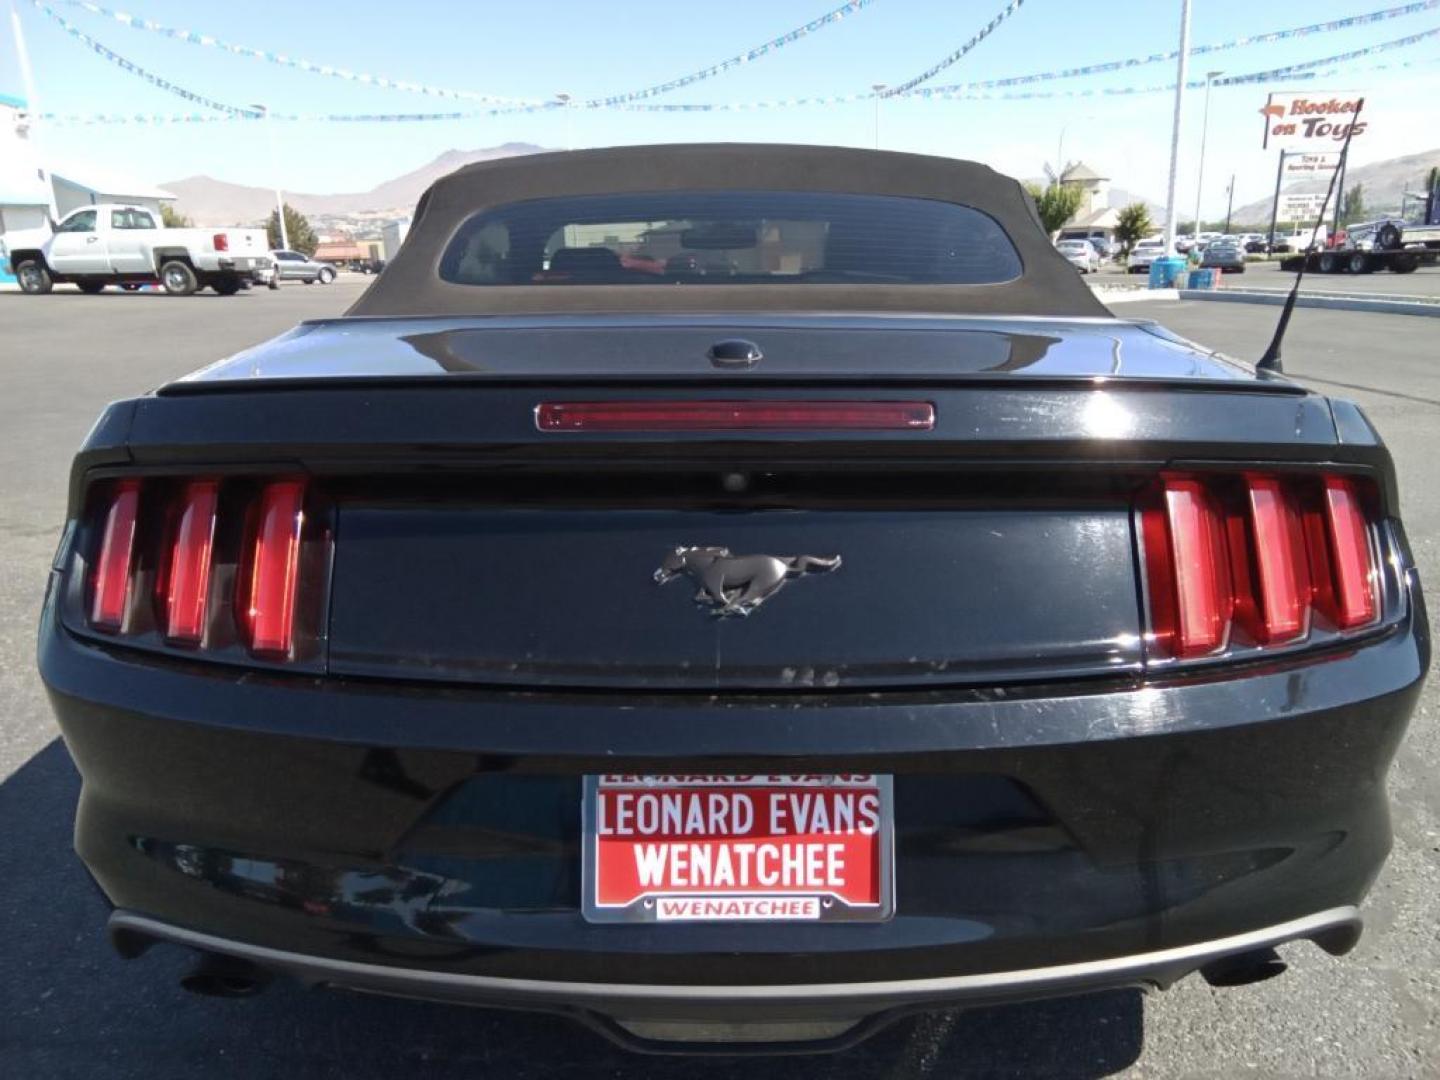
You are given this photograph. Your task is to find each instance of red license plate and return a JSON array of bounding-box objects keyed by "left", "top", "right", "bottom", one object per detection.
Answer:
[{"left": 581, "top": 774, "right": 894, "bottom": 923}]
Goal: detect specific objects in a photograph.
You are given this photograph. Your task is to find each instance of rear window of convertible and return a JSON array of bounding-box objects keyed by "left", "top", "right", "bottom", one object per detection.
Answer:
[{"left": 439, "top": 190, "right": 1022, "bottom": 286}]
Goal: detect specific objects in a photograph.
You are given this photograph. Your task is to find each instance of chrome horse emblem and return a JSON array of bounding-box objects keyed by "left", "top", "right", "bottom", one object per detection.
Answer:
[{"left": 654, "top": 546, "right": 842, "bottom": 617}]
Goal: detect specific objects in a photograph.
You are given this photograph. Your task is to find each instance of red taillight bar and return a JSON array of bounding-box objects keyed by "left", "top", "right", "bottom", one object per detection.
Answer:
[
  {"left": 242, "top": 479, "right": 306, "bottom": 656},
  {"left": 1161, "top": 478, "right": 1232, "bottom": 657},
  {"left": 1245, "top": 476, "right": 1310, "bottom": 643},
  {"left": 213, "top": 232, "right": 229, "bottom": 252},
  {"left": 536, "top": 401, "right": 935, "bottom": 432},
  {"left": 1143, "top": 472, "right": 1380, "bottom": 661},
  {"left": 90, "top": 479, "right": 141, "bottom": 632},
  {"left": 1323, "top": 477, "right": 1377, "bottom": 628},
  {"left": 163, "top": 479, "right": 220, "bottom": 644}
]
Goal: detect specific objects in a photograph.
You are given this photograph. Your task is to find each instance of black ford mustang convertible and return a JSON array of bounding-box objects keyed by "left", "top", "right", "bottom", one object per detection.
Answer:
[{"left": 40, "top": 145, "right": 1428, "bottom": 1052}]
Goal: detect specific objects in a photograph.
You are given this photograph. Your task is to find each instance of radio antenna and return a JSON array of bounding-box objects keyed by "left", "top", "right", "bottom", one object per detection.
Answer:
[{"left": 1257, "top": 97, "right": 1365, "bottom": 374}]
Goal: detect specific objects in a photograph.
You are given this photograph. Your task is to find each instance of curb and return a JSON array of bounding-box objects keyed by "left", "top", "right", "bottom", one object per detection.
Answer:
[
  {"left": 1174, "top": 289, "right": 1440, "bottom": 319},
  {"left": 1094, "top": 288, "right": 1178, "bottom": 304}
]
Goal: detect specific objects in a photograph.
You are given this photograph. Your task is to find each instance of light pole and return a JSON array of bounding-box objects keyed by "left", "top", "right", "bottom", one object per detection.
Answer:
[
  {"left": 1161, "top": 0, "right": 1193, "bottom": 255},
  {"left": 555, "top": 92, "right": 573, "bottom": 151},
  {"left": 871, "top": 84, "right": 887, "bottom": 150},
  {"left": 1191, "top": 70, "right": 1222, "bottom": 242},
  {"left": 1223, "top": 174, "right": 1235, "bottom": 234},
  {"left": 1054, "top": 114, "right": 1094, "bottom": 180},
  {"left": 249, "top": 103, "right": 287, "bottom": 250}
]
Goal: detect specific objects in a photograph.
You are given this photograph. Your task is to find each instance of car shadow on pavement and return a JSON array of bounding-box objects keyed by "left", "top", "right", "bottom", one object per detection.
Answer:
[{"left": 1, "top": 740, "right": 1143, "bottom": 1079}]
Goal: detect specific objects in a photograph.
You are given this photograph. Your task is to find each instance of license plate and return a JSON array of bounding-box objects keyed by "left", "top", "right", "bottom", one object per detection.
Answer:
[{"left": 581, "top": 774, "right": 893, "bottom": 923}]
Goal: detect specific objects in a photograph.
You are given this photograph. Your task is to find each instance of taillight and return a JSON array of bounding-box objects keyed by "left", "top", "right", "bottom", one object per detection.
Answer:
[
  {"left": 83, "top": 475, "right": 319, "bottom": 663},
  {"left": 536, "top": 401, "right": 936, "bottom": 432},
  {"left": 1244, "top": 476, "right": 1310, "bottom": 643},
  {"left": 1142, "top": 478, "right": 1231, "bottom": 657},
  {"left": 213, "top": 233, "right": 229, "bottom": 252},
  {"left": 89, "top": 479, "right": 141, "bottom": 632},
  {"left": 1142, "top": 472, "right": 1380, "bottom": 661},
  {"left": 239, "top": 479, "right": 307, "bottom": 657},
  {"left": 161, "top": 479, "right": 220, "bottom": 644},
  {"left": 1323, "top": 477, "right": 1378, "bottom": 628}
]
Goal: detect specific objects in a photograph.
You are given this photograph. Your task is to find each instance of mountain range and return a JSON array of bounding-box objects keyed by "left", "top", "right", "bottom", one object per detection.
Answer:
[
  {"left": 1225, "top": 147, "right": 1440, "bottom": 226},
  {"left": 163, "top": 143, "right": 1440, "bottom": 232},
  {"left": 162, "top": 142, "right": 549, "bottom": 227}
]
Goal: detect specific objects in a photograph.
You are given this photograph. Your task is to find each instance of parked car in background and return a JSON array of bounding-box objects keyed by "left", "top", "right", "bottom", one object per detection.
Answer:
[
  {"left": 1243, "top": 234, "right": 1270, "bottom": 254},
  {"left": 1126, "top": 237, "right": 1167, "bottom": 273},
  {"left": 1056, "top": 228, "right": 1114, "bottom": 259},
  {"left": 1201, "top": 240, "right": 1246, "bottom": 274},
  {"left": 271, "top": 249, "right": 337, "bottom": 284},
  {"left": 41, "top": 144, "right": 1426, "bottom": 1053},
  {"left": 6, "top": 204, "right": 271, "bottom": 295},
  {"left": 1055, "top": 238, "right": 1102, "bottom": 273}
]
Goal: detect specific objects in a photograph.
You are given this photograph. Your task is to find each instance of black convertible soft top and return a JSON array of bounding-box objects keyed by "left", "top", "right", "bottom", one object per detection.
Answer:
[{"left": 347, "top": 143, "right": 1110, "bottom": 320}]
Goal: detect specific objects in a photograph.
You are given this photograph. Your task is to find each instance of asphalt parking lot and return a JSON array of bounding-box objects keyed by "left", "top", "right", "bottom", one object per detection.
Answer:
[
  {"left": 1095, "top": 257, "right": 1440, "bottom": 298},
  {"left": 1, "top": 279, "right": 1435, "bottom": 1078}
]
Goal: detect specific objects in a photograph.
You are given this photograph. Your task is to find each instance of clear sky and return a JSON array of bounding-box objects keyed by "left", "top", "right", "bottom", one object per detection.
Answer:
[{"left": 5, "top": 0, "right": 1440, "bottom": 216}]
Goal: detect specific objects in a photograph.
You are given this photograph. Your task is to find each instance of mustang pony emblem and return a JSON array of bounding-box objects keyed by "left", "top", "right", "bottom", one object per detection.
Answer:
[{"left": 654, "top": 546, "right": 842, "bottom": 617}]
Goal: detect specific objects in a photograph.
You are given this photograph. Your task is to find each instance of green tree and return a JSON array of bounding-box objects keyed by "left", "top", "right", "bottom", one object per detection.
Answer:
[
  {"left": 159, "top": 204, "right": 192, "bottom": 228},
  {"left": 1113, "top": 202, "right": 1154, "bottom": 256},
  {"left": 266, "top": 203, "right": 318, "bottom": 254},
  {"left": 1025, "top": 181, "right": 1084, "bottom": 236},
  {"left": 1340, "top": 183, "right": 1367, "bottom": 226}
]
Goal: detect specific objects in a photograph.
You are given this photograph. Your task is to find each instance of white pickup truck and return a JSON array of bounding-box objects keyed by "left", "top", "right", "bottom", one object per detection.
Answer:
[{"left": 5, "top": 204, "right": 273, "bottom": 296}]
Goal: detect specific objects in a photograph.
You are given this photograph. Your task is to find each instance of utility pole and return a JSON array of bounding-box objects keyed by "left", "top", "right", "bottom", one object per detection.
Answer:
[
  {"left": 871, "top": 84, "right": 887, "bottom": 150},
  {"left": 1162, "top": 0, "right": 1193, "bottom": 255},
  {"left": 1223, "top": 174, "right": 1235, "bottom": 233},
  {"left": 249, "top": 103, "right": 287, "bottom": 250},
  {"left": 1192, "top": 69, "right": 1221, "bottom": 241}
]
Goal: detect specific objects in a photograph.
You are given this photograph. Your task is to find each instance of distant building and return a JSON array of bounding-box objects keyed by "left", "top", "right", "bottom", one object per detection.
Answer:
[
  {"left": 0, "top": 93, "right": 51, "bottom": 282},
  {"left": 48, "top": 161, "right": 176, "bottom": 218},
  {"left": 1057, "top": 161, "right": 1120, "bottom": 249},
  {"left": 1, "top": 92, "right": 178, "bottom": 283},
  {"left": 381, "top": 217, "right": 410, "bottom": 260}
]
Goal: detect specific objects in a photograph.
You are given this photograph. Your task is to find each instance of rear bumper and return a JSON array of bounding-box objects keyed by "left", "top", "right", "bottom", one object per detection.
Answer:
[
  {"left": 112, "top": 905, "right": 1360, "bottom": 1047},
  {"left": 38, "top": 568, "right": 1427, "bottom": 1038}
]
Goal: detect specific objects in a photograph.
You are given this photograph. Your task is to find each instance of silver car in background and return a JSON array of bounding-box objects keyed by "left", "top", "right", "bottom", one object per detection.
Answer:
[
  {"left": 270, "top": 249, "right": 337, "bottom": 284},
  {"left": 1055, "top": 238, "right": 1102, "bottom": 273},
  {"left": 1126, "top": 238, "right": 1167, "bottom": 274}
]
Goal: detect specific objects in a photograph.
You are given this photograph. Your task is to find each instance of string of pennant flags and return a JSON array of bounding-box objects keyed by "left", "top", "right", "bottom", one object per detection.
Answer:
[
  {"left": 584, "top": 0, "right": 878, "bottom": 107},
  {"left": 24, "top": 0, "right": 1440, "bottom": 126},
  {"left": 31, "top": 1, "right": 262, "bottom": 118},
  {"left": 926, "top": 0, "right": 1440, "bottom": 91},
  {"left": 910, "top": 25, "right": 1440, "bottom": 101},
  {"left": 36, "top": 0, "right": 1439, "bottom": 115},
  {"left": 39, "top": 50, "right": 1440, "bottom": 127},
  {"left": 40, "top": 0, "right": 882, "bottom": 110},
  {"left": 587, "top": 27, "right": 1440, "bottom": 111},
  {"left": 878, "top": 0, "right": 1024, "bottom": 96}
]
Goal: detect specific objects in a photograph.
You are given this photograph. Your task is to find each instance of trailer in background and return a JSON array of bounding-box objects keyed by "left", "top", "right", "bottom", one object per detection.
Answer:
[{"left": 1282, "top": 171, "right": 1440, "bottom": 275}]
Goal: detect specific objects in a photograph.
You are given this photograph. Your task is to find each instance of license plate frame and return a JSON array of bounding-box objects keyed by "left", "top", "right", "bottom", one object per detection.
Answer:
[{"left": 581, "top": 774, "right": 894, "bottom": 924}]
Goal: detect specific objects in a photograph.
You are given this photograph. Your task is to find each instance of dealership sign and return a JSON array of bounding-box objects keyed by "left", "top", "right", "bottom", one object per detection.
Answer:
[
  {"left": 1283, "top": 152, "right": 1342, "bottom": 176},
  {"left": 1261, "top": 93, "right": 1367, "bottom": 150},
  {"left": 1278, "top": 191, "right": 1334, "bottom": 222}
]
